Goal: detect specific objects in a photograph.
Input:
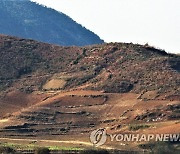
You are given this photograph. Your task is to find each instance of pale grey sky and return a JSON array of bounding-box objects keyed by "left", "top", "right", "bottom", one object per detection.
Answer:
[{"left": 32, "top": 0, "right": 180, "bottom": 54}]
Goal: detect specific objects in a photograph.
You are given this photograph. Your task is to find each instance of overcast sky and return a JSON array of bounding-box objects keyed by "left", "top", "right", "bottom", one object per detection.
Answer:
[{"left": 32, "top": 0, "right": 180, "bottom": 54}]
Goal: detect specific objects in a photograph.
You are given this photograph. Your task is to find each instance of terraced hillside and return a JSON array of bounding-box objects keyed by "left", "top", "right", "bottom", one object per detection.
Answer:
[{"left": 0, "top": 35, "right": 179, "bottom": 150}]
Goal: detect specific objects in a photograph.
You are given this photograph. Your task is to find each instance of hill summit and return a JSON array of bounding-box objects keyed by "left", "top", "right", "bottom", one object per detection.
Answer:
[
  {"left": 0, "top": 0, "right": 103, "bottom": 46},
  {"left": 0, "top": 34, "right": 179, "bottom": 95}
]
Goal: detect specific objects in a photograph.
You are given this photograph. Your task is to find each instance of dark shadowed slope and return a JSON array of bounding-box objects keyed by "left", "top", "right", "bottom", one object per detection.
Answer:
[{"left": 0, "top": 0, "right": 103, "bottom": 46}]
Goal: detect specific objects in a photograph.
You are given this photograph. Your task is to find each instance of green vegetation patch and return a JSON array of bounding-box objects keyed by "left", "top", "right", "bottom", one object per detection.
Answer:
[
  {"left": 0, "top": 142, "right": 83, "bottom": 151},
  {"left": 129, "top": 124, "right": 151, "bottom": 131}
]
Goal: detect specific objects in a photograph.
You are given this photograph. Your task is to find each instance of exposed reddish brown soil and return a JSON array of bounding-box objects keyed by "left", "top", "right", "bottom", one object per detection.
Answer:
[{"left": 0, "top": 35, "right": 179, "bottom": 149}]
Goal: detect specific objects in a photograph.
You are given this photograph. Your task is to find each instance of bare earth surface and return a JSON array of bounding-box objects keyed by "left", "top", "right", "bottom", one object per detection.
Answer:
[{"left": 0, "top": 35, "right": 179, "bottom": 151}]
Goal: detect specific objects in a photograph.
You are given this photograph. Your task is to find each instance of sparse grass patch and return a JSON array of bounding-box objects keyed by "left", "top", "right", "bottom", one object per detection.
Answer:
[
  {"left": 129, "top": 124, "right": 150, "bottom": 131},
  {"left": 0, "top": 142, "right": 83, "bottom": 152},
  {"left": 1, "top": 142, "right": 36, "bottom": 150},
  {"left": 48, "top": 146, "right": 83, "bottom": 151}
]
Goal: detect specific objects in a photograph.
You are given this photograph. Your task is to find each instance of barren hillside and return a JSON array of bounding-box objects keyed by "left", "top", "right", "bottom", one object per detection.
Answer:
[{"left": 0, "top": 35, "right": 179, "bottom": 150}]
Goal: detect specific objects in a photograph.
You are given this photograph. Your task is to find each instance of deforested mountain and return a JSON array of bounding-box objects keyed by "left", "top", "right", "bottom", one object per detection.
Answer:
[
  {"left": 0, "top": 34, "right": 179, "bottom": 96},
  {"left": 0, "top": 35, "right": 179, "bottom": 151},
  {"left": 0, "top": 0, "right": 103, "bottom": 46}
]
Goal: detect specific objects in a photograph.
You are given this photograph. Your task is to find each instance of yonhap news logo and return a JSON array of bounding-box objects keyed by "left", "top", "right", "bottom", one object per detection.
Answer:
[
  {"left": 90, "top": 128, "right": 180, "bottom": 147},
  {"left": 90, "top": 128, "right": 107, "bottom": 147}
]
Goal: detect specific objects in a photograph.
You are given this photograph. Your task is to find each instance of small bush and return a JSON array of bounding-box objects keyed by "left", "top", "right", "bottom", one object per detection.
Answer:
[
  {"left": 104, "top": 80, "right": 133, "bottom": 93},
  {"left": 139, "top": 142, "right": 180, "bottom": 154},
  {"left": 34, "top": 147, "right": 50, "bottom": 154},
  {"left": 0, "top": 146, "right": 16, "bottom": 154},
  {"left": 80, "top": 149, "right": 109, "bottom": 154}
]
